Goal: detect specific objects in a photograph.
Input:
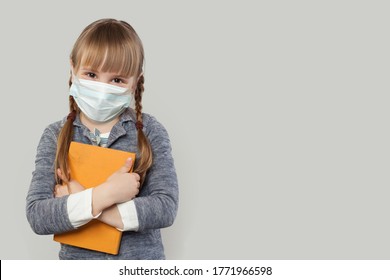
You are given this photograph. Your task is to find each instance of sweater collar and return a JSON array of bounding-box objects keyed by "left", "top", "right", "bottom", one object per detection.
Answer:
[
  {"left": 65, "top": 108, "right": 137, "bottom": 147},
  {"left": 70, "top": 108, "right": 136, "bottom": 128}
]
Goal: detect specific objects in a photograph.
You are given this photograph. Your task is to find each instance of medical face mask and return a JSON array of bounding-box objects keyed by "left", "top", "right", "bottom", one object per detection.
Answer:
[{"left": 69, "top": 76, "right": 133, "bottom": 122}]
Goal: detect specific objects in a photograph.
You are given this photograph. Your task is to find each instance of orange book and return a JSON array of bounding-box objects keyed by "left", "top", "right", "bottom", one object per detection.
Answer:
[{"left": 53, "top": 141, "right": 136, "bottom": 255}]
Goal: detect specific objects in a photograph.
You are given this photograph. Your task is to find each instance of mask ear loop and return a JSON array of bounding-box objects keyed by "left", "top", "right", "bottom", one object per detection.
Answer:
[
  {"left": 70, "top": 70, "right": 80, "bottom": 85},
  {"left": 70, "top": 67, "right": 83, "bottom": 86},
  {"left": 129, "top": 93, "right": 135, "bottom": 109}
]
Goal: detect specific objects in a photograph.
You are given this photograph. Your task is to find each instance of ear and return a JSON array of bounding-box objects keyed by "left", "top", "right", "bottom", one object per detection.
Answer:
[
  {"left": 69, "top": 58, "right": 73, "bottom": 68},
  {"left": 70, "top": 59, "right": 77, "bottom": 74}
]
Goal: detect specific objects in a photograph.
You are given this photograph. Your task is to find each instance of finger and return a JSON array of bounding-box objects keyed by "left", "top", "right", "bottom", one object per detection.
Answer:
[
  {"left": 57, "top": 169, "right": 65, "bottom": 181},
  {"left": 117, "top": 158, "right": 133, "bottom": 174},
  {"left": 132, "top": 172, "right": 141, "bottom": 182},
  {"left": 54, "top": 185, "right": 63, "bottom": 197},
  {"left": 133, "top": 188, "right": 140, "bottom": 198}
]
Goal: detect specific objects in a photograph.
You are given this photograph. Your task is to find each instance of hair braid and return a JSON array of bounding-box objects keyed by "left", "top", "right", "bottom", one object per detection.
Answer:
[
  {"left": 134, "top": 75, "right": 144, "bottom": 124},
  {"left": 133, "top": 75, "right": 153, "bottom": 185},
  {"left": 54, "top": 96, "right": 78, "bottom": 185}
]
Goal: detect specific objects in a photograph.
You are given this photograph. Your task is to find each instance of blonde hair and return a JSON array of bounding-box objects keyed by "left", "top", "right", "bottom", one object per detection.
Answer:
[{"left": 55, "top": 18, "right": 152, "bottom": 185}]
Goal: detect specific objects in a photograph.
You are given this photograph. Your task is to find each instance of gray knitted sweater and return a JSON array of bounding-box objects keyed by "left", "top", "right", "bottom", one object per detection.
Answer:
[{"left": 26, "top": 109, "right": 179, "bottom": 259}]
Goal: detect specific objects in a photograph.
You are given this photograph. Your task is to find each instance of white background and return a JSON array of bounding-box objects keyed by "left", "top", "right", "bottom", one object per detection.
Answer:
[
  {"left": 3, "top": 260, "right": 390, "bottom": 279},
  {"left": 0, "top": 0, "right": 389, "bottom": 259}
]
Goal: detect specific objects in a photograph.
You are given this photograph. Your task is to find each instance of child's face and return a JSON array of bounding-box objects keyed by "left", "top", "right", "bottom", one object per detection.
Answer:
[{"left": 75, "top": 66, "right": 137, "bottom": 91}]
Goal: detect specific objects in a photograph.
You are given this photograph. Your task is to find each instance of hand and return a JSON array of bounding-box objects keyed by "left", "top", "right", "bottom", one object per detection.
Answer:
[
  {"left": 54, "top": 169, "right": 85, "bottom": 198},
  {"left": 54, "top": 184, "right": 70, "bottom": 198},
  {"left": 105, "top": 158, "right": 140, "bottom": 204}
]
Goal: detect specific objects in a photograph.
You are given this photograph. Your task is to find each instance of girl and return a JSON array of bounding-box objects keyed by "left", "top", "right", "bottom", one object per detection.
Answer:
[{"left": 26, "top": 18, "right": 179, "bottom": 260}]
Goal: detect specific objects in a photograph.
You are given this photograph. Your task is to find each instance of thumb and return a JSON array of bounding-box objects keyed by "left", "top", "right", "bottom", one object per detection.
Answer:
[{"left": 117, "top": 158, "right": 133, "bottom": 174}]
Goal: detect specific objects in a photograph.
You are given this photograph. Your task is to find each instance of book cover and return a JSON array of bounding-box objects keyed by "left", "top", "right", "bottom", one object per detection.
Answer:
[{"left": 53, "top": 141, "right": 136, "bottom": 255}]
